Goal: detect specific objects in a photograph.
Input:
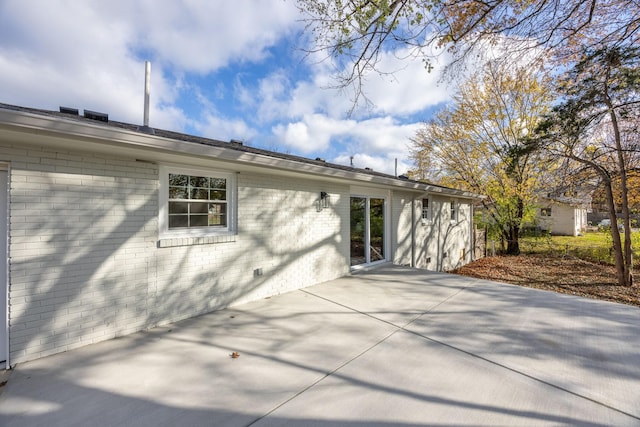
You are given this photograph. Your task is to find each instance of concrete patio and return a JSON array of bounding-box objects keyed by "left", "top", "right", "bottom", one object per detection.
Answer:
[{"left": 1, "top": 265, "right": 639, "bottom": 426}]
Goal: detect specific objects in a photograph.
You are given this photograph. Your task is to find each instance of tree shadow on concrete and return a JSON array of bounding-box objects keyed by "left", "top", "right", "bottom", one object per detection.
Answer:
[{"left": 4, "top": 268, "right": 636, "bottom": 426}]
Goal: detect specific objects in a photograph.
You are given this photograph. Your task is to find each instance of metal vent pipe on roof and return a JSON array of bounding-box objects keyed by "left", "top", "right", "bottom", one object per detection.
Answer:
[{"left": 143, "top": 61, "right": 151, "bottom": 127}]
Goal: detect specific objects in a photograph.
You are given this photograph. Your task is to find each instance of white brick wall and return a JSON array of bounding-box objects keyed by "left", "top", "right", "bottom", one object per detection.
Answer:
[
  {"left": 391, "top": 192, "right": 414, "bottom": 266},
  {"left": 2, "top": 140, "right": 350, "bottom": 364},
  {"left": 393, "top": 192, "right": 473, "bottom": 271},
  {"left": 2, "top": 138, "right": 475, "bottom": 365},
  {"left": 4, "top": 142, "right": 157, "bottom": 363}
]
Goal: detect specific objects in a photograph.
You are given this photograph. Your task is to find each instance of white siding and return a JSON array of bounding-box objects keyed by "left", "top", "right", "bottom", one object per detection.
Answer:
[{"left": 3, "top": 141, "right": 350, "bottom": 364}]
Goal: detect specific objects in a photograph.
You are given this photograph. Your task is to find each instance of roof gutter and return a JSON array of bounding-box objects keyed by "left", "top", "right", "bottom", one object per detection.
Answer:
[{"left": 0, "top": 107, "right": 483, "bottom": 200}]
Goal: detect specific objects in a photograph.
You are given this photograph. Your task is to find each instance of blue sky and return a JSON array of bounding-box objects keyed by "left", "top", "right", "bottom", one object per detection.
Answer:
[{"left": 0, "top": 0, "right": 454, "bottom": 175}]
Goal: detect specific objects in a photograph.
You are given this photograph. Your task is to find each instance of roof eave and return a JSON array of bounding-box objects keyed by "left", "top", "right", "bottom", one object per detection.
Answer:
[{"left": 0, "top": 107, "right": 483, "bottom": 199}]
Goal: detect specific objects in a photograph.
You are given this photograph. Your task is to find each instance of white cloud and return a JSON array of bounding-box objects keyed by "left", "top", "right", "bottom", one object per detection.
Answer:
[
  {"left": 271, "top": 114, "right": 421, "bottom": 175},
  {"left": 0, "top": 1, "right": 140, "bottom": 119},
  {"left": 255, "top": 70, "right": 295, "bottom": 123},
  {"left": 248, "top": 44, "right": 453, "bottom": 134},
  {"left": 274, "top": 115, "right": 420, "bottom": 153},
  {"left": 275, "top": 122, "right": 312, "bottom": 148},
  {"left": 362, "top": 48, "right": 452, "bottom": 116},
  {"left": 272, "top": 114, "right": 355, "bottom": 153},
  {"left": 333, "top": 117, "right": 421, "bottom": 175},
  {"left": 121, "top": 1, "right": 301, "bottom": 72},
  {"left": 193, "top": 113, "right": 257, "bottom": 143},
  {"left": 333, "top": 153, "right": 413, "bottom": 176},
  {"left": 256, "top": 45, "right": 450, "bottom": 175},
  {"left": 0, "top": 0, "right": 445, "bottom": 178},
  {"left": 233, "top": 76, "right": 254, "bottom": 110},
  {"left": 345, "top": 117, "right": 421, "bottom": 152},
  {"left": 0, "top": 0, "right": 301, "bottom": 127}
]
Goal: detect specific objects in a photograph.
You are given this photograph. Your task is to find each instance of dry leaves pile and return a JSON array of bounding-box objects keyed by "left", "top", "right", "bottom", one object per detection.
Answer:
[{"left": 451, "top": 255, "right": 640, "bottom": 307}]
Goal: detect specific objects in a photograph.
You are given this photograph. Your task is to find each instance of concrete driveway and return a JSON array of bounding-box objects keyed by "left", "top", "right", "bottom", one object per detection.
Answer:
[{"left": 1, "top": 265, "right": 639, "bottom": 426}]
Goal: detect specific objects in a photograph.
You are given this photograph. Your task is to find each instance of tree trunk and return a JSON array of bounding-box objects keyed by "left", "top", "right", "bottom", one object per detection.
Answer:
[
  {"left": 603, "top": 63, "right": 633, "bottom": 286},
  {"left": 603, "top": 181, "right": 627, "bottom": 286},
  {"left": 505, "top": 225, "right": 520, "bottom": 255},
  {"left": 506, "top": 198, "right": 525, "bottom": 255},
  {"left": 605, "top": 92, "right": 634, "bottom": 286}
]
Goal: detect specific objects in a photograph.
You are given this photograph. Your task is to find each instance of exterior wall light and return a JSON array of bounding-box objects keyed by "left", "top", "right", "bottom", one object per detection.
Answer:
[{"left": 320, "top": 191, "right": 330, "bottom": 210}]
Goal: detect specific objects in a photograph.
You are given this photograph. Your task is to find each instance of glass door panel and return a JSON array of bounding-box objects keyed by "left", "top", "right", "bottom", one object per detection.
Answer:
[
  {"left": 369, "top": 198, "right": 385, "bottom": 262},
  {"left": 350, "top": 197, "right": 366, "bottom": 266},
  {"left": 350, "top": 196, "right": 386, "bottom": 266}
]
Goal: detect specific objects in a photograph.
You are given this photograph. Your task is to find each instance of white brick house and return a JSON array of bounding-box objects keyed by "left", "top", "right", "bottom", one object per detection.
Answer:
[{"left": 0, "top": 103, "right": 481, "bottom": 366}]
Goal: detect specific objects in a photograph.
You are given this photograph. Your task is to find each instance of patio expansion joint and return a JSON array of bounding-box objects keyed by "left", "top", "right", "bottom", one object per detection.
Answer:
[
  {"left": 296, "top": 283, "right": 640, "bottom": 423},
  {"left": 246, "top": 289, "right": 403, "bottom": 426},
  {"left": 246, "top": 286, "right": 460, "bottom": 426},
  {"left": 403, "top": 322, "right": 640, "bottom": 422},
  {"left": 300, "top": 281, "right": 471, "bottom": 331}
]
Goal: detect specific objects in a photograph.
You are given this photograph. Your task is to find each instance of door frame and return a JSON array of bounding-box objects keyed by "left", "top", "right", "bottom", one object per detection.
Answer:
[
  {"left": 0, "top": 162, "right": 8, "bottom": 366},
  {"left": 349, "top": 186, "right": 391, "bottom": 270}
]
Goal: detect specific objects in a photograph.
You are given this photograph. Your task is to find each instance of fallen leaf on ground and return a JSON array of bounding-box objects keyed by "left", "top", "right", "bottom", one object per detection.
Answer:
[{"left": 451, "top": 254, "right": 639, "bottom": 307}]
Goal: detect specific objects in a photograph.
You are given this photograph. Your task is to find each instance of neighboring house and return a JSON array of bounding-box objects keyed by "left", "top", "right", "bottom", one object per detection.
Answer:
[
  {"left": 535, "top": 195, "right": 590, "bottom": 236},
  {"left": 0, "top": 103, "right": 481, "bottom": 366}
]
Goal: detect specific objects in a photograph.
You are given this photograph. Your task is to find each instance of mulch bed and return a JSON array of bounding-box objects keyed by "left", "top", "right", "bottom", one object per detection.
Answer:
[{"left": 451, "top": 254, "right": 640, "bottom": 308}]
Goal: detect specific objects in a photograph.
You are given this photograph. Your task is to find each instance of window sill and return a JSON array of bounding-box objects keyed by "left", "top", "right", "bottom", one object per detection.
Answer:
[{"left": 158, "top": 233, "right": 237, "bottom": 248}]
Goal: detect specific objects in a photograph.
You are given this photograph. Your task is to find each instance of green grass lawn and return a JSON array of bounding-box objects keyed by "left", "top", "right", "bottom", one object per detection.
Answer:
[{"left": 520, "top": 231, "right": 640, "bottom": 266}]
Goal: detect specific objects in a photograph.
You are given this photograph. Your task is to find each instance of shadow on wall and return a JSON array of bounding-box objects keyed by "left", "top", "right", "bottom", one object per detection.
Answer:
[
  {"left": 9, "top": 164, "right": 348, "bottom": 364},
  {"left": 154, "top": 185, "right": 348, "bottom": 320},
  {"left": 9, "top": 164, "right": 160, "bottom": 362},
  {"left": 413, "top": 202, "right": 470, "bottom": 272}
]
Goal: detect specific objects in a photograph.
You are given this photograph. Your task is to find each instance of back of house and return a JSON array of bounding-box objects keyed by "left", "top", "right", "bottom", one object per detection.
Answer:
[{"left": 0, "top": 103, "right": 481, "bottom": 366}]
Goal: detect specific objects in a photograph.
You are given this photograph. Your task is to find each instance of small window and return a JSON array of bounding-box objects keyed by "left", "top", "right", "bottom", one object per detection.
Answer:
[
  {"left": 421, "top": 198, "right": 431, "bottom": 221},
  {"left": 450, "top": 201, "right": 458, "bottom": 222},
  {"left": 540, "top": 207, "right": 552, "bottom": 217},
  {"left": 160, "top": 165, "right": 236, "bottom": 238},
  {"left": 168, "top": 173, "right": 228, "bottom": 229}
]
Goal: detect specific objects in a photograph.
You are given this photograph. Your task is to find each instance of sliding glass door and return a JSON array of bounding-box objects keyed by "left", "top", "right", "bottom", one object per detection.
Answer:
[
  {"left": 350, "top": 197, "right": 366, "bottom": 266},
  {"left": 369, "top": 198, "right": 385, "bottom": 262},
  {"left": 350, "top": 196, "right": 386, "bottom": 266}
]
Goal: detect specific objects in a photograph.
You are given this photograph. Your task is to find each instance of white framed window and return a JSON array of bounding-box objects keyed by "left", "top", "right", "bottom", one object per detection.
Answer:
[
  {"left": 159, "top": 165, "right": 236, "bottom": 238},
  {"left": 450, "top": 200, "right": 459, "bottom": 222},
  {"left": 421, "top": 197, "right": 431, "bottom": 222}
]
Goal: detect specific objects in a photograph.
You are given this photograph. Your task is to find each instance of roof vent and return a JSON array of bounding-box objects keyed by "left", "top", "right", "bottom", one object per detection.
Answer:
[
  {"left": 230, "top": 139, "right": 243, "bottom": 145},
  {"left": 59, "top": 106, "right": 79, "bottom": 115},
  {"left": 315, "top": 157, "right": 325, "bottom": 162},
  {"left": 143, "top": 61, "right": 151, "bottom": 127},
  {"left": 137, "top": 61, "right": 155, "bottom": 134},
  {"left": 398, "top": 174, "right": 409, "bottom": 180},
  {"left": 364, "top": 167, "right": 373, "bottom": 171},
  {"left": 84, "top": 110, "right": 108, "bottom": 122}
]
